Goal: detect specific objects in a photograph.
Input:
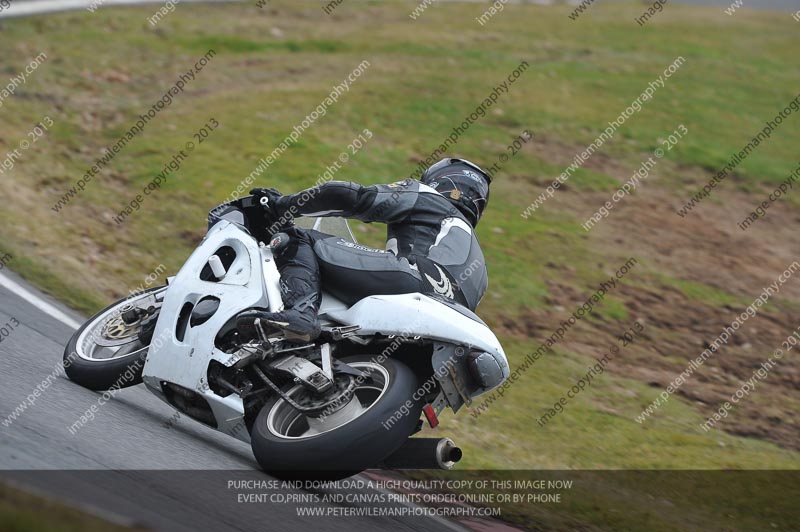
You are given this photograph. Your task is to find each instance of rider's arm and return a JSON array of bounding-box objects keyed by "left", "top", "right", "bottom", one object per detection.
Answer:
[{"left": 280, "top": 180, "right": 419, "bottom": 224}]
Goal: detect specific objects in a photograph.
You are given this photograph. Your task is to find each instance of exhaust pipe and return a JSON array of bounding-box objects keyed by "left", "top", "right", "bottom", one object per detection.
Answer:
[{"left": 380, "top": 437, "right": 463, "bottom": 470}]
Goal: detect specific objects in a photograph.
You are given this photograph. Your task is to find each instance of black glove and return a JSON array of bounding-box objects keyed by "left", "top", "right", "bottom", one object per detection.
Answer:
[
  {"left": 250, "top": 187, "right": 283, "bottom": 211},
  {"left": 249, "top": 187, "right": 292, "bottom": 234}
]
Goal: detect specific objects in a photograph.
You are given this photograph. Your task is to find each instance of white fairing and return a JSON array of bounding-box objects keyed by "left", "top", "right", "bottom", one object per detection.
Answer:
[
  {"left": 142, "top": 221, "right": 350, "bottom": 443},
  {"left": 142, "top": 221, "right": 273, "bottom": 443},
  {"left": 325, "top": 293, "right": 509, "bottom": 386},
  {"left": 142, "top": 218, "right": 507, "bottom": 443}
]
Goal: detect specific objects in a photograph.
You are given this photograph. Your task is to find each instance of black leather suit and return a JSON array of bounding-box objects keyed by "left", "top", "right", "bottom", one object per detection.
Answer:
[{"left": 277, "top": 178, "right": 488, "bottom": 311}]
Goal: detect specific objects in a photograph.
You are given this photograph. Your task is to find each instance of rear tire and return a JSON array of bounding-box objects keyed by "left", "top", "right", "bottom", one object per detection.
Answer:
[
  {"left": 250, "top": 355, "right": 423, "bottom": 480},
  {"left": 64, "top": 287, "right": 164, "bottom": 391}
]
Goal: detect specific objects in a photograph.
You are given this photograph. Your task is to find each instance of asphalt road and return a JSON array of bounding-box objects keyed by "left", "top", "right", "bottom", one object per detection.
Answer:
[{"left": 0, "top": 269, "right": 477, "bottom": 532}]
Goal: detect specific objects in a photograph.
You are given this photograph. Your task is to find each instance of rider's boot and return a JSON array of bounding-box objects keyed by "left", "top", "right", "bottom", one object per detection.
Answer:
[{"left": 236, "top": 231, "right": 321, "bottom": 343}]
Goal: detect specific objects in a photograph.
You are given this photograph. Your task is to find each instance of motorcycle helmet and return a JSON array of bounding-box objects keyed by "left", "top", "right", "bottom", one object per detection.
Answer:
[{"left": 420, "top": 158, "right": 491, "bottom": 226}]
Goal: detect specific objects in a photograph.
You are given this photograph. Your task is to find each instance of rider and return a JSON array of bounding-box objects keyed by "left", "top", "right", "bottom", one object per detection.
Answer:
[{"left": 236, "top": 158, "right": 492, "bottom": 342}]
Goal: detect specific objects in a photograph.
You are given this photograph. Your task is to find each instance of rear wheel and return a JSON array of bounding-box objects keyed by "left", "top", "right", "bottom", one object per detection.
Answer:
[
  {"left": 63, "top": 287, "right": 165, "bottom": 391},
  {"left": 250, "top": 355, "right": 423, "bottom": 479}
]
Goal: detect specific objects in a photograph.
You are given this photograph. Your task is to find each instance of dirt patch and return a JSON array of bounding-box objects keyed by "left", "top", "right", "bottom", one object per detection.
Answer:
[{"left": 506, "top": 137, "right": 800, "bottom": 450}]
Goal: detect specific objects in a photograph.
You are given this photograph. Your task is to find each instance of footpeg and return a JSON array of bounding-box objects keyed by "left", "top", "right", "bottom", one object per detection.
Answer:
[{"left": 323, "top": 324, "right": 361, "bottom": 340}]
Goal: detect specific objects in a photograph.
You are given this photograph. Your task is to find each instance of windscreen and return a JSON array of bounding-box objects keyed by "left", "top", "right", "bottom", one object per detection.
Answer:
[{"left": 295, "top": 216, "right": 358, "bottom": 244}]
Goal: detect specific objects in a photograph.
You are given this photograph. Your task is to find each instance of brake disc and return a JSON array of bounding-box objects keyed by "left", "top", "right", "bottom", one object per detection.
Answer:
[{"left": 94, "top": 307, "right": 144, "bottom": 347}]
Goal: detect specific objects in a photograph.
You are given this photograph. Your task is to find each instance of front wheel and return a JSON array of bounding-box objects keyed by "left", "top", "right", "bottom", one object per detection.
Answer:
[
  {"left": 250, "top": 355, "right": 423, "bottom": 479},
  {"left": 63, "top": 286, "right": 166, "bottom": 391}
]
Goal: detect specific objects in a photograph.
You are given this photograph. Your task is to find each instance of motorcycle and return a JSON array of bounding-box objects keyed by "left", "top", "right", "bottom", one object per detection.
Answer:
[{"left": 64, "top": 195, "right": 509, "bottom": 477}]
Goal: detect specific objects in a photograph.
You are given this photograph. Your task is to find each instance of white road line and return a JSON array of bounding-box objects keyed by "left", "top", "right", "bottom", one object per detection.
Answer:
[
  {"left": 0, "top": 0, "right": 239, "bottom": 19},
  {"left": 0, "top": 272, "right": 81, "bottom": 329}
]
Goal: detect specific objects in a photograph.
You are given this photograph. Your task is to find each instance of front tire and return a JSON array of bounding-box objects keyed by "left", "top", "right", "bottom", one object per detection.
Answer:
[
  {"left": 250, "top": 355, "right": 423, "bottom": 479},
  {"left": 64, "top": 286, "right": 165, "bottom": 391}
]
